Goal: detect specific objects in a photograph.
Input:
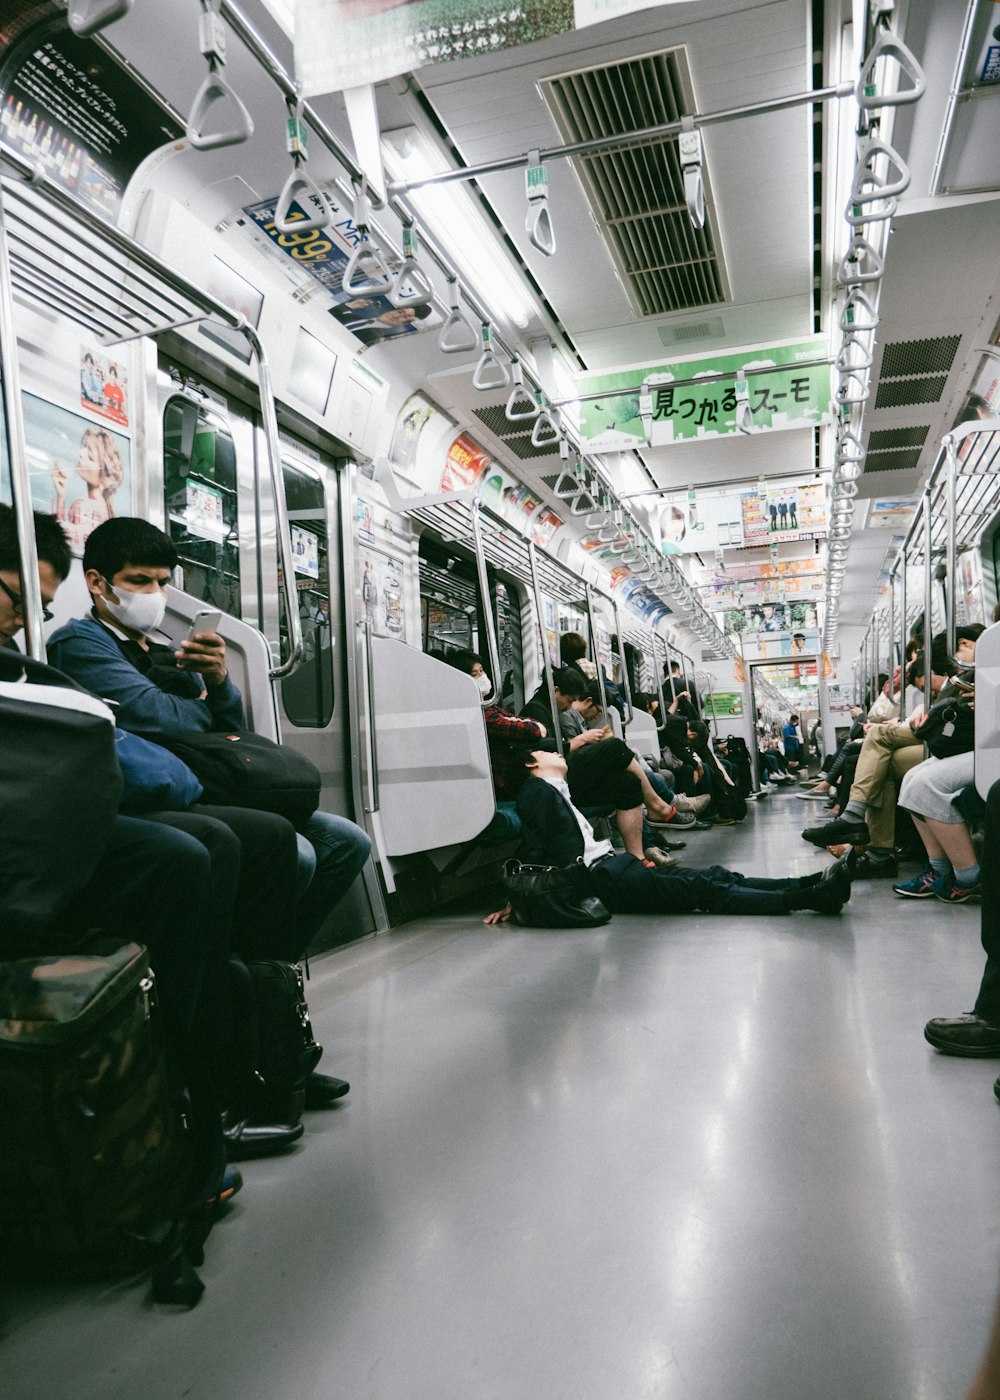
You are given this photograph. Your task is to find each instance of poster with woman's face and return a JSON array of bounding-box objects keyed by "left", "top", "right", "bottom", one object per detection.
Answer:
[{"left": 18, "top": 393, "right": 131, "bottom": 556}]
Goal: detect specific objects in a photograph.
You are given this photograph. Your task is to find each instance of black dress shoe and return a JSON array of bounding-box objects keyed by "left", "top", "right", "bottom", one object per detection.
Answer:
[
  {"left": 802, "top": 817, "right": 869, "bottom": 848},
  {"left": 786, "top": 870, "right": 849, "bottom": 914},
  {"left": 221, "top": 1111, "right": 304, "bottom": 1161},
  {"left": 853, "top": 851, "right": 898, "bottom": 879},
  {"left": 924, "top": 1015, "right": 1000, "bottom": 1057},
  {"left": 821, "top": 847, "right": 858, "bottom": 883},
  {"left": 304, "top": 1071, "right": 350, "bottom": 1109}
]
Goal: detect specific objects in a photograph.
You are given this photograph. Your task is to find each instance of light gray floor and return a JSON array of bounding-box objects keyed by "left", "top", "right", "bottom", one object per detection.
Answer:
[{"left": 4, "top": 788, "right": 1000, "bottom": 1400}]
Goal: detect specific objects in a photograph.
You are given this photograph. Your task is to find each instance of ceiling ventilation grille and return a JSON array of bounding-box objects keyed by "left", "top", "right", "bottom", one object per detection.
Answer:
[
  {"left": 540, "top": 50, "right": 729, "bottom": 317},
  {"left": 867, "top": 426, "right": 930, "bottom": 451},
  {"left": 659, "top": 317, "right": 726, "bottom": 345},
  {"left": 864, "top": 448, "right": 924, "bottom": 472},
  {"left": 874, "top": 376, "right": 950, "bottom": 410},
  {"left": 472, "top": 404, "right": 561, "bottom": 461},
  {"left": 880, "top": 336, "right": 961, "bottom": 379}
]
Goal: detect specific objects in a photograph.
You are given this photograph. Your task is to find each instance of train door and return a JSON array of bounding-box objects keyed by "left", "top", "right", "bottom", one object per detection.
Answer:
[{"left": 263, "top": 442, "right": 387, "bottom": 945}]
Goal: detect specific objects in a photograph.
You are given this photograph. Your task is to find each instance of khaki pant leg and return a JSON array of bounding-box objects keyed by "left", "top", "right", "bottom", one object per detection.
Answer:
[
  {"left": 852, "top": 725, "right": 921, "bottom": 809},
  {"left": 865, "top": 743, "right": 927, "bottom": 847}
]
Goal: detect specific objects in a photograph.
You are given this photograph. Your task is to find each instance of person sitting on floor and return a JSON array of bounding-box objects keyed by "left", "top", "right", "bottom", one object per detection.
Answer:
[{"left": 483, "top": 742, "right": 852, "bottom": 923}]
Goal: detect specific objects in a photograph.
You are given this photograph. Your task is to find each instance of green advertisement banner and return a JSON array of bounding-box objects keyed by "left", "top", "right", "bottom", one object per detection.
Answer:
[
  {"left": 578, "top": 338, "right": 831, "bottom": 452},
  {"left": 704, "top": 691, "right": 744, "bottom": 718}
]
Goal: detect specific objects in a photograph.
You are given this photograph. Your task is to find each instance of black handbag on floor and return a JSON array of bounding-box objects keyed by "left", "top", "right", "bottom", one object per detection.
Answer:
[
  {"left": 502, "top": 859, "right": 611, "bottom": 929},
  {"left": 162, "top": 730, "right": 321, "bottom": 831},
  {"left": 229, "top": 957, "right": 323, "bottom": 1123}
]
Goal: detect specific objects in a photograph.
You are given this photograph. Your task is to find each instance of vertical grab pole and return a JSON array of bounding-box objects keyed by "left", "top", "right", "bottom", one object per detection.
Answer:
[
  {"left": 923, "top": 492, "right": 934, "bottom": 711},
  {"left": 702, "top": 669, "right": 720, "bottom": 740},
  {"left": 612, "top": 601, "right": 635, "bottom": 724},
  {"left": 584, "top": 582, "right": 610, "bottom": 721},
  {"left": 945, "top": 435, "right": 957, "bottom": 664},
  {"left": 652, "top": 629, "right": 670, "bottom": 736},
  {"left": 898, "top": 551, "right": 906, "bottom": 690},
  {"left": 528, "top": 539, "right": 563, "bottom": 757},
  {"left": 0, "top": 179, "right": 45, "bottom": 660},
  {"left": 470, "top": 500, "right": 502, "bottom": 706},
  {"left": 242, "top": 324, "right": 304, "bottom": 679},
  {"left": 665, "top": 637, "right": 679, "bottom": 703}
]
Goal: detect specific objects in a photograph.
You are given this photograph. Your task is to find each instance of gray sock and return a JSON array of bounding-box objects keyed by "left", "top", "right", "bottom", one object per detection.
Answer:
[{"left": 843, "top": 800, "right": 867, "bottom": 821}]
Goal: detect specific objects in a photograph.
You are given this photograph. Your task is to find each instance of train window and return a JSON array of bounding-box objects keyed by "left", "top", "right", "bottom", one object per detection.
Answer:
[
  {"left": 163, "top": 397, "right": 241, "bottom": 618},
  {"left": 279, "top": 462, "right": 334, "bottom": 729},
  {"left": 418, "top": 534, "right": 522, "bottom": 700}
]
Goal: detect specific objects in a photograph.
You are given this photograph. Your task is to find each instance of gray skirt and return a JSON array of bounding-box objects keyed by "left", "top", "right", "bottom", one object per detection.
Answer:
[{"left": 898, "top": 751, "right": 976, "bottom": 823}]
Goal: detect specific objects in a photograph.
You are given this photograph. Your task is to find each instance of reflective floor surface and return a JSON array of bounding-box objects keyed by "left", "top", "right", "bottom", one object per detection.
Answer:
[{"left": 3, "top": 787, "right": 999, "bottom": 1400}]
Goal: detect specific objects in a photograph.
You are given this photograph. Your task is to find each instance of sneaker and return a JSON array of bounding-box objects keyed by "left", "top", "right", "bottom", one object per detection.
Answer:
[
  {"left": 933, "top": 875, "right": 982, "bottom": 904},
  {"left": 796, "top": 790, "right": 832, "bottom": 800},
  {"left": 205, "top": 1165, "right": 244, "bottom": 1211},
  {"left": 646, "top": 809, "right": 695, "bottom": 828},
  {"left": 672, "top": 793, "right": 711, "bottom": 814},
  {"left": 893, "top": 869, "right": 937, "bottom": 898}
]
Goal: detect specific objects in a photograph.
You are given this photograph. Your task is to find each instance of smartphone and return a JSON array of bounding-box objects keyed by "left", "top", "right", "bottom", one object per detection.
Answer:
[
  {"left": 953, "top": 677, "right": 975, "bottom": 692},
  {"left": 186, "top": 608, "right": 222, "bottom": 641}
]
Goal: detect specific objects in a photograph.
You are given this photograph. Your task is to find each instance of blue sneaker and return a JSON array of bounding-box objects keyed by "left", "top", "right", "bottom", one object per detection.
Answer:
[
  {"left": 933, "top": 875, "right": 982, "bottom": 904},
  {"left": 893, "top": 869, "right": 937, "bottom": 898}
]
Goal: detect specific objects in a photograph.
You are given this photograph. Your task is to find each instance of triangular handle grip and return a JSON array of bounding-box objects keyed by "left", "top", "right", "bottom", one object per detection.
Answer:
[
  {"left": 274, "top": 167, "right": 330, "bottom": 235},
  {"left": 343, "top": 238, "right": 394, "bottom": 296},
  {"left": 840, "top": 287, "right": 879, "bottom": 332},
  {"left": 857, "top": 29, "right": 926, "bottom": 109},
  {"left": 837, "top": 234, "right": 884, "bottom": 286},
  {"left": 438, "top": 307, "right": 479, "bottom": 354},
  {"left": 526, "top": 201, "right": 556, "bottom": 256},
  {"left": 389, "top": 258, "right": 435, "bottom": 308},
  {"left": 187, "top": 70, "right": 254, "bottom": 151},
  {"left": 505, "top": 383, "right": 540, "bottom": 421},
  {"left": 473, "top": 350, "right": 510, "bottom": 391},
  {"left": 68, "top": 0, "right": 132, "bottom": 36},
  {"left": 836, "top": 336, "right": 874, "bottom": 372},
  {"left": 531, "top": 407, "right": 561, "bottom": 447},
  {"left": 684, "top": 166, "right": 706, "bottom": 230},
  {"left": 851, "top": 135, "right": 911, "bottom": 202}
]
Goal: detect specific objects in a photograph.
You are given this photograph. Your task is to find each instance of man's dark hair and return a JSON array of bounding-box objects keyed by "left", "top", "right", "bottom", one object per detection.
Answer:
[
  {"left": 444, "top": 649, "right": 483, "bottom": 675},
  {"left": 551, "top": 666, "right": 586, "bottom": 699},
  {"left": 491, "top": 739, "right": 540, "bottom": 795},
  {"left": 955, "top": 622, "right": 986, "bottom": 646},
  {"left": 669, "top": 660, "right": 682, "bottom": 673},
  {"left": 83, "top": 517, "right": 177, "bottom": 580},
  {"left": 0, "top": 504, "right": 72, "bottom": 581},
  {"left": 788, "top": 713, "right": 799, "bottom": 724},
  {"left": 559, "top": 631, "right": 587, "bottom": 664},
  {"left": 582, "top": 680, "right": 604, "bottom": 708},
  {"left": 906, "top": 652, "right": 931, "bottom": 689}
]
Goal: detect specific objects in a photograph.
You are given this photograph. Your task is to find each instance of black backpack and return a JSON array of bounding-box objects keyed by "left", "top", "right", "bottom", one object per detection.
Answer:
[{"left": 0, "top": 650, "right": 123, "bottom": 952}]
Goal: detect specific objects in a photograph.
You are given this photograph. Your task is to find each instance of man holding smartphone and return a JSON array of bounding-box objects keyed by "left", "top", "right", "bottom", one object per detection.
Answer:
[{"left": 48, "top": 517, "right": 371, "bottom": 1117}]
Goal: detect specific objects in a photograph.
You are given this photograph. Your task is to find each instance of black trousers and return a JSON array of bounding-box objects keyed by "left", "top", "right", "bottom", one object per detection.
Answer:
[
  {"left": 568, "top": 738, "right": 642, "bottom": 810},
  {"left": 588, "top": 853, "right": 801, "bottom": 916},
  {"left": 973, "top": 781, "right": 1000, "bottom": 1021},
  {"left": 145, "top": 804, "right": 301, "bottom": 962}
]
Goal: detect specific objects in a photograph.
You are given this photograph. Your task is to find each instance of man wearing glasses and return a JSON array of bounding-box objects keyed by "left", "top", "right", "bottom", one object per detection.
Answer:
[{"left": 0, "top": 504, "right": 66, "bottom": 644}]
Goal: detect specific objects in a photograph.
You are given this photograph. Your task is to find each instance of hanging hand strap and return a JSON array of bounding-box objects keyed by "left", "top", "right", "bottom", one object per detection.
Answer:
[
  {"left": 678, "top": 118, "right": 706, "bottom": 230},
  {"left": 857, "top": 27, "right": 926, "bottom": 109},
  {"left": 187, "top": 2, "right": 253, "bottom": 152},
  {"left": 437, "top": 278, "right": 478, "bottom": 353},
  {"left": 389, "top": 225, "right": 435, "bottom": 308},
  {"left": 273, "top": 99, "right": 331, "bottom": 235},
  {"left": 525, "top": 150, "right": 556, "bottom": 256},
  {"left": 472, "top": 322, "right": 510, "bottom": 389}
]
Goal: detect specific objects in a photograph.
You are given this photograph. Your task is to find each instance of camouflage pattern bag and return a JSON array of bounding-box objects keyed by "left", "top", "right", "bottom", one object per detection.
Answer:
[{"left": 0, "top": 941, "right": 209, "bottom": 1299}]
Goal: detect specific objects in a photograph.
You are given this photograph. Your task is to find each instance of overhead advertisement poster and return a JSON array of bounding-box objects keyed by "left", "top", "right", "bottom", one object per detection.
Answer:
[
  {"left": 740, "top": 482, "right": 827, "bottom": 546},
  {"left": 0, "top": 15, "right": 182, "bottom": 219},
  {"left": 577, "top": 339, "right": 831, "bottom": 453},
  {"left": 295, "top": 0, "right": 695, "bottom": 94}
]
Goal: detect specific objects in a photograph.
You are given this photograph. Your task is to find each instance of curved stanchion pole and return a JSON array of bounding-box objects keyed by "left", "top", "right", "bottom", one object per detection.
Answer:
[
  {"left": 923, "top": 492, "right": 934, "bottom": 713},
  {"left": 0, "top": 178, "right": 45, "bottom": 659},
  {"left": 651, "top": 630, "right": 671, "bottom": 738},
  {"left": 527, "top": 539, "right": 563, "bottom": 757},
  {"left": 945, "top": 434, "right": 957, "bottom": 663},
  {"left": 612, "top": 600, "right": 635, "bottom": 725},
  {"left": 241, "top": 323, "right": 305, "bottom": 680},
  {"left": 470, "top": 501, "right": 502, "bottom": 706},
  {"left": 585, "top": 582, "right": 610, "bottom": 723}
]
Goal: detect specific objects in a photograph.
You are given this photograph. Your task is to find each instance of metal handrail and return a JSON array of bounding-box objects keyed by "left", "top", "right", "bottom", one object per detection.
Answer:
[
  {"left": 584, "top": 583, "right": 610, "bottom": 723},
  {"left": 923, "top": 493, "right": 934, "bottom": 711},
  {"left": 612, "top": 601, "right": 635, "bottom": 725},
  {"left": 470, "top": 501, "right": 502, "bottom": 707},
  {"left": 527, "top": 539, "right": 562, "bottom": 757},
  {"left": 360, "top": 619, "right": 381, "bottom": 813}
]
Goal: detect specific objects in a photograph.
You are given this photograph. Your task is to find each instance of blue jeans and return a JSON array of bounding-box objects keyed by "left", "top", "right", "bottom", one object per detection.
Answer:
[{"left": 294, "top": 810, "right": 372, "bottom": 949}]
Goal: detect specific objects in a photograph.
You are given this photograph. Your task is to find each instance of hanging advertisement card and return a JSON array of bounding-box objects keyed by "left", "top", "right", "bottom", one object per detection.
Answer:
[
  {"left": 441, "top": 433, "right": 492, "bottom": 492},
  {"left": 357, "top": 546, "right": 405, "bottom": 640},
  {"left": 0, "top": 23, "right": 182, "bottom": 220},
  {"left": 577, "top": 339, "right": 830, "bottom": 452},
  {"left": 79, "top": 344, "right": 129, "bottom": 427},
  {"left": 740, "top": 482, "right": 826, "bottom": 546}
]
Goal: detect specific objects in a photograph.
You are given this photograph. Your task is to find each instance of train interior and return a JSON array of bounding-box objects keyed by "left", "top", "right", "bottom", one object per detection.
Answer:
[{"left": 2, "top": 0, "right": 1000, "bottom": 1394}]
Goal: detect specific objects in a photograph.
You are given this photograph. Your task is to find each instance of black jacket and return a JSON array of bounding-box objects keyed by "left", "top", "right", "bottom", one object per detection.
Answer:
[{"left": 515, "top": 776, "right": 589, "bottom": 866}]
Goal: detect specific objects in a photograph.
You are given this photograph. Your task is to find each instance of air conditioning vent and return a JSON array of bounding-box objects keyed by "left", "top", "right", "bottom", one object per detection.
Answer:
[
  {"left": 880, "top": 336, "right": 961, "bottom": 379},
  {"left": 874, "top": 376, "right": 950, "bottom": 410},
  {"left": 867, "top": 426, "right": 930, "bottom": 451},
  {"left": 659, "top": 317, "right": 726, "bottom": 345},
  {"left": 864, "top": 448, "right": 924, "bottom": 472},
  {"left": 472, "top": 405, "right": 561, "bottom": 460},
  {"left": 540, "top": 49, "right": 729, "bottom": 317}
]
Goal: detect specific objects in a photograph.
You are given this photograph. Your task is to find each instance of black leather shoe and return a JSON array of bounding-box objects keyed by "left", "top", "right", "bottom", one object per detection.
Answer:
[
  {"left": 304, "top": 1071, "right": 350, "bottom": 1109},
  {"left": 853, "top": 851, "right": 897, "bottom": 879},
  {"left": 822, "top": 847, "right": 858, "bottom": 883},
  {"left": 924, "top": 1015, "right": 1000, "bottom": 1057},
  {"left": 994, "top": 1077, "right": 1000, "bottom": 1102},
  {"left": 788, "top": 866, "right": 850, "bottom": 913},
  {"left": 221, "top": 1111, "right": 304, "bottom": 1161},
  {"left": 802, "top": 817, "right": 869, "bottom": 848}
]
